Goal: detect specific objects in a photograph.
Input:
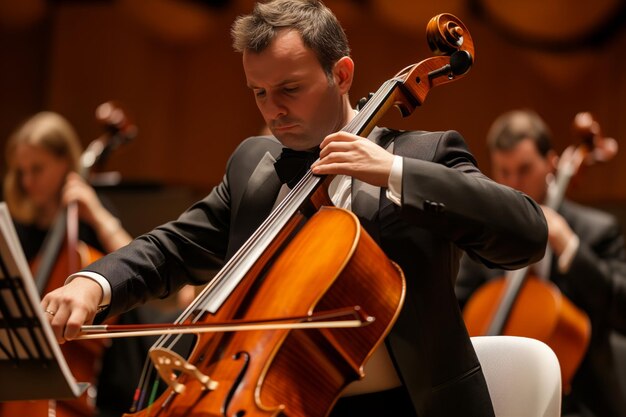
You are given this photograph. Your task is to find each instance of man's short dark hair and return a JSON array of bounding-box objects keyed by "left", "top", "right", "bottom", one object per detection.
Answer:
[
  {"left": 487, "top": 109, "right": 553, "bottom": 157},
  {"left": 231, "top": 0, "right": 350, "bottom": 77}
]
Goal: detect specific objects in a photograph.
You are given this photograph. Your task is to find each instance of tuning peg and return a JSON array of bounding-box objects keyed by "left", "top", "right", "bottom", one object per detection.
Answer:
[{"left": 357, "top": 92, "right": 374, "bottom": 111}]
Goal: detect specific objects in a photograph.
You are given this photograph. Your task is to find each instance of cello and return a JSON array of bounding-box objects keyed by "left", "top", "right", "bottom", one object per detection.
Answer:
[
  {"left": 463, "top": 112, "right": 618, "bottom": 390},
  {"left": 75, "top": 14, "right": 476, "bottom": 417},
  {"left": 1, "top": 102, "right": 136, "bottom": 417}
]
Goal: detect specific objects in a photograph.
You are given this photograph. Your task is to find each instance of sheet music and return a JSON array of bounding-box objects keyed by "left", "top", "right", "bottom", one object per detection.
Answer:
[{"left": 0, "top": 202, "right": 86, "bottom": 400}]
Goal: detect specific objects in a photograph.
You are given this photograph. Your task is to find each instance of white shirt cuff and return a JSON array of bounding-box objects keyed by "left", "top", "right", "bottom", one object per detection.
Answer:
[
  {"left": 386, "top": 155, "right": 403, "bottom": 206},
  {"left": 558, "top": 234, "right": 580, "bottom": 273},
  {"left": 65, "top": 271, "right": 112, "bottom": 308}
]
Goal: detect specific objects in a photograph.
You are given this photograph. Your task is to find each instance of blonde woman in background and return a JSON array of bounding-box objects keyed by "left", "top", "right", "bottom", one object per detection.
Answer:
[{"left": 3, "top": 111, "right": 131, "bottom": 258}]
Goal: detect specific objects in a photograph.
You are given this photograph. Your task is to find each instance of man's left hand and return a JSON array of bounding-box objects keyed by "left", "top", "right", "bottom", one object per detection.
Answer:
[{"left": 311, "top": 131, "right": 394, "bottom": 187}]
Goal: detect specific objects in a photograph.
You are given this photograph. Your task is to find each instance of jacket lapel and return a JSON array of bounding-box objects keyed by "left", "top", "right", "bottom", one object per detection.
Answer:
[
  {"left": 351, "top": 128, "right": 395, "bottom": 241},
  {"left": 234, "top": 151, "right": 283, "bottom": 242}
]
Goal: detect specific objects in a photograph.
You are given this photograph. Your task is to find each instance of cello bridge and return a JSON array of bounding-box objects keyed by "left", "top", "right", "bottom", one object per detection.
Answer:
[{"left": 149, "top": 347, "right": 218, "bottom": 394}]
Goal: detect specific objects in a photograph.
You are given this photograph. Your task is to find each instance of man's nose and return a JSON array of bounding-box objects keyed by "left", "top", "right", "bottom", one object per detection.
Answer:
[{"left": 265, "top": 95, "right": 287, "bottom": 120}]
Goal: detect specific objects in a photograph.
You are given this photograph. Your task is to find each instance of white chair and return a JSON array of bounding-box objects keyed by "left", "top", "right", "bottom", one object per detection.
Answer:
[{"left": 471, "top": 336, "right": 561, "bottom": 417}]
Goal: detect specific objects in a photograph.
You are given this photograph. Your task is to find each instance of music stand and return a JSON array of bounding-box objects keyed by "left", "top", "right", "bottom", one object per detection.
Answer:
[{"left": 0, "top": 203, "right": 88, "bottom": 401}]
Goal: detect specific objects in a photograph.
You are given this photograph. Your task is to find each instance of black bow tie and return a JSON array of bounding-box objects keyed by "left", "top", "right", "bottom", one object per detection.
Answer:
[{"left": 274, "top": 148, "right": 320, "bottom": 188}]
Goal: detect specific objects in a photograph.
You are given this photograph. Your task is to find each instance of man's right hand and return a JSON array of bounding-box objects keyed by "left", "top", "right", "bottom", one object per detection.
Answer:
[{"left": 41, "top": 277, "right": 103, "bottom": 343}]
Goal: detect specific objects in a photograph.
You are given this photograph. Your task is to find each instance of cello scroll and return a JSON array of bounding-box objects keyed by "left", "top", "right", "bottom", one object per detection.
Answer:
[
  {"left": 355, "top": 13, "right": 473, "bottom": 134},
  {"left": 547, "top": 112, "right": 618, "bottom": 208},
  {"left": 573, "top": 111, "right": 618, "bottom": 164},
  {"left": 81, "top": 101, "right": 137, "bottom": 178}
]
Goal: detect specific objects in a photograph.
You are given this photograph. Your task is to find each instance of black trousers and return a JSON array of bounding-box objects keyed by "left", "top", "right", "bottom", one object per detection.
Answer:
[{"left": 328, "top": 387, "right": 417, "bottom": 417}]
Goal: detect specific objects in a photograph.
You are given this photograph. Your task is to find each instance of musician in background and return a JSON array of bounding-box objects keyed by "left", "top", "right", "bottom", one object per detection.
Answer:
[
  {"left": 3, "top": 111, "right": 131, "bottom": 257},
  {"left": 456, "top": 109, "right": 626, "bottom": 417},
  {"left": 42, "top": 1, "right": 549, "bottom": 416}
]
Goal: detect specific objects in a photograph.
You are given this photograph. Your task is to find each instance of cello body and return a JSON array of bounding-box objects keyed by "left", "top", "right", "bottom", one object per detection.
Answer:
[
  {"left": 128, "top": 206, "right": 405, "bottom": 417},
  {"left": 463, "top": 275, "right": 590, "bottom": 386}
]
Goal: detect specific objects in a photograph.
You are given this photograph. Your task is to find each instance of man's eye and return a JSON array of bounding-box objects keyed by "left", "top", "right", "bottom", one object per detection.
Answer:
[
  {"left": 284, "top": 86, "right": 298, "bottom": 93},
  {"left": 255, "top": 90, "right": 266, "bottom": 98}
]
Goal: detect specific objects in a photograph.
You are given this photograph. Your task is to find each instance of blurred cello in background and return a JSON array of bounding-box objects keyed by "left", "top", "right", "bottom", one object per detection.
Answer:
[
  {"left": 463, "top": 112, "right": 618, "bottom": 390},
  {"left": 0, "top": 102, "right": 136, "bottom": 417}
]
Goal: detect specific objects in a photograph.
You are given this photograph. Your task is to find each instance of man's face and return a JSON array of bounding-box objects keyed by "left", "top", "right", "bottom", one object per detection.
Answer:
[
  {"left": 490, "top": 138, "right": 555, "bottom": 203},
  {"left": 243, "top": 29, "right": 348, "bottom": 150}
]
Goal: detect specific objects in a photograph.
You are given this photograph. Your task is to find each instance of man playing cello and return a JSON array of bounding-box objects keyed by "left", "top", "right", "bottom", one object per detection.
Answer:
[{"left": 43, "top": 2, "right": 548, "bottom": 416}]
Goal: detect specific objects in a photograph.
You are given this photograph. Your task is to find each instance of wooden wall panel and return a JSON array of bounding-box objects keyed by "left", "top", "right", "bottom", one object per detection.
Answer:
[{"left": 1, "top": 1, "right": 625, "bottom": 207}]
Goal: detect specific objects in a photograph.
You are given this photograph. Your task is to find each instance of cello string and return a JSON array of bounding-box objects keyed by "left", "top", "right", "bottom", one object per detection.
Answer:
[
  {"left": 161, "top": 79, "right": 395, "bottom": 324},
  {"left": 170, "top": 80, "right": 397, "bottom": 323},
  {"left": 136, "top": 79, "right": 397, "bottom": 383}
]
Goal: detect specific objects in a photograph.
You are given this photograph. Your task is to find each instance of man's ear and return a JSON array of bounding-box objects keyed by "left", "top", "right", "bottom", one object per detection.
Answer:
[{"left": 333, "top": 56, "right": 354, "bottom": 94}]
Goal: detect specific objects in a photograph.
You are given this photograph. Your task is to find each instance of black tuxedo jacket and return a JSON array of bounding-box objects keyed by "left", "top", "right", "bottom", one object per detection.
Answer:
[
  {"left": 457, "top": 200, "right": 626, "bottom": 417},
  {"left": 88, "top": 128, "right": 547, "bottom": 416}
]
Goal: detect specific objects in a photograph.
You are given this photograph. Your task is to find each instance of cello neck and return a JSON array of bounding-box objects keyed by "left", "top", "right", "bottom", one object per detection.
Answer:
[
  {"left": 192, "top": 79, "right": 410, "bottom": 315},
  {"left": 485, "top": 266, "right": 529, "bottom": 335},
  {"left": 194, "top": 73, "right": 457, "bottom": 316},
  {"left": 34, "top": 209, "right": 69, "bottom": 295},
  {"left": 544, "top": 147, "right": 584, "bottom": 210}
]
